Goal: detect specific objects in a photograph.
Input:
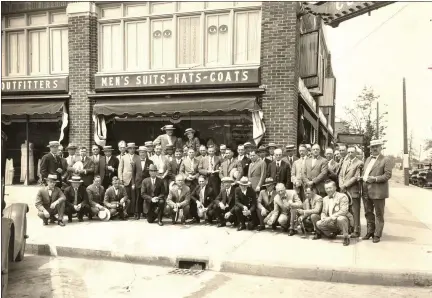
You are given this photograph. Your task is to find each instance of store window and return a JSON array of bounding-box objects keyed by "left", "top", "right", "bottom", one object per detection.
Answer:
[
  {"left": 1, "top": 11, "right": 69, "bottom": 77},
  {"left": 234, "top": 11, "right": 260, "bottom": 64},
  {"left": 178, "top": 16, "right": 201, "bottom": 67},
  {"left": 101, "top": 23, "right": 121, "bottom": 71},
  {"left": 151, "top": 19, "right": 175, "bottom": 69}
]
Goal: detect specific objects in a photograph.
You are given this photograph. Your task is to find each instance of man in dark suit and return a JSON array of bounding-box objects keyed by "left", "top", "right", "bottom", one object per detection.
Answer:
[
  {"left": 267, "top": 148, "right": 292, "bottom": 189},
  {"left": 91, "top": 145, "right": 105, "bottom": 180},
  {"left": 190, "top": 175, "right": 217, "bottom": 224},
  {"left": 35, "top": 174, "right": 66, "bottom": 226},
  {"left": 231, "top": 177, "right": 258, "bottom": 231},
  {"left": 104, "top": 176, "right": 130, "bottom": 220},
  {"left": 101, "top": 146, "right": 119, "bottom": 190},
  {"left": 198, "top": 145, "right": 221, "bottom": 194},
  {"left": 78, "top": 147, "right": 95, "bottom": 187},
  {"left": 282, "top": 144, "right": 298, "bottom": 168},
  {"left": 258, "top": 146, "right": 272, "bottom": 167},
  {"left": 214, "top": 177, "right": 238, "bottom": 227},
  {"left": 168, "top": 149, "right": 183, "bottom": 183},
  {"left": 64, "top": 175, "right": 91, "bottom": 222},
  {"left": 361, "top": 139, "right": 392, "bottom": 243},
  {"left": 40, "top": 141, "right": 64, "bottom": 185},
  {"left": 236, "top": 145, "right": 251, "bottom": 177},
  {"left": 302, "top": 144, "right": 328, "bottom": 197},
  {"left": 256, "top": 178, "right": 277, "bottom": 230},
  {"left": 141, "top": 164, "right": 166, "bottom": 225},
  {"left": 134, "top": 146, "right": 154, "bottom": 219}
]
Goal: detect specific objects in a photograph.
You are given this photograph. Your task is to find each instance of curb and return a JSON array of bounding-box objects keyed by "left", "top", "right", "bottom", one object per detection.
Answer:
[{"left": 26, "top": 243, "right": 432, "bottom": 287}]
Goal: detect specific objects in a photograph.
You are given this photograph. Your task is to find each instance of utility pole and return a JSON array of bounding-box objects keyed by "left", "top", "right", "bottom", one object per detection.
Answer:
[
  {"left": 376, "top": 101, "right": 379, "bottom": 139},
  {"left": 403, "top": 78, "right": 409, "bottom": 185},
  {"left": 419, "top": 145, "right": 422, "bottom": 162}
]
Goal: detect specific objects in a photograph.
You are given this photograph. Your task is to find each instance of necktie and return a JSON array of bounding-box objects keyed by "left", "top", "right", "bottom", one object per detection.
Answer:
[
  {"left": 227, "top": 189, "right": 229, "bottom": 197},
  {"left": 210, "top": 157, "right": 214, "bottom": 170},
  {"left": 74, "top": 188, "right": 78, "bottom": 205}
]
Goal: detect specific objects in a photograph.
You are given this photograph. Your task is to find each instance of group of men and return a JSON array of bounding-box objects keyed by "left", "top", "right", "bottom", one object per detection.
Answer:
[{"left": 36, "top": 125, "right": 392, "bottom": 247}]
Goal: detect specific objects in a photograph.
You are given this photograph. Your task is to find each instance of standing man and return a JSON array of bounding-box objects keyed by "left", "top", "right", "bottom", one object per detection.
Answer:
[
  {"left": 267, "top": 148, "right": 291, "bottom": 189},
  {"left": 236, "top": 145, "right": 250, "bottom": 177},
  {"left": 197, "top": 145, "right": 208, "bottom": 162},
  {"left": 118, "top": 142, "right": 140, "bottom": 216},
  {"left": 91, "top": 145, "right": 105, "bottom": 181},
  {"left": 266, "top": 143, "right": 277, "bottom": 162},
  {"left": 325, "top": 148, "right": 340, "bottom": 185},
  {"left": 65, "top": 143, "right": 80, "bottom": 182},
  {"left": 168, "top": 149, "right": 183, "bottom": 184},
  {"left": 154, "top": 124, "right": 181, "bottom": 153},
  {"left": 64, "top": 175, "right": 91, "bottom": 222},
  {"left": 198, "top": 145, "right": 221, "bottom": 194},
  {"left": 151, "top": 144, "right": 170, "bottom": 190},
  {"left": 334, "top": 150, "right": 341, "bottom": 163},
  {"left": 233, "top": 177, "right": 258, "bottom": 231},
  {"left": 257, "top": 146, "right": 271, "bottom": 166},
  {"left": 35, "top": 174, "right": 66, "bottom": 226},
  {"left": 361, "top": 139, "right": 392, "bottom": 243},
  {"left": 339, "top": 146, "right": 363, "bottom": 238},
  {"left": 180, "top": 148, "right": 200, "bottom": 190},
  {"left": 104, "top": 176, "right": 130, "bottom": 220},
  {"left": 219, "top": 144, "right": 227, "bottom": 160},
  {"left": 282, "top": 145, "right": 298, "bottom": 168},
  {"left": 145, "top": 141, "right": 155, "bottom": 157},
  {"left": 184, "top": 128, "right": 201, "bottom": 154},
  {"left": 248, "top": 150, "right": 267, "bottom": 193},
  {"left": 78, "top": 147, "right": 95, "bottom": 187},
  {"left": 117, "top": 141, "right": 127, "bottom": 160},
  {"left": 291, "top": 145, "right": 308, "bottom": 200},
  {"left": 165, "top": 145, "right": 174, "bottom": 162},
  {"left": 135, "top": 146, "right": 154, "bottom": 219},
  {"left": 302, "top": 144, "right": 328, "bottom": 197},
  {"left": 243, "top": 142, "right": 253, "bottom": 158},
  {"left": 141, "top": 164, "right": 166, "bottom": 226},
  {"left": 219, "top": 148, "right": 242, "bottom": 183},
  {"left": 166, "top": 174, "right": 191, "bottom": 224},
  {"left": 40, "top": 141, "right": 64, "bottom": 184},
  {"left": 102, "top": 146, "right": 119, "bottom": 190}
]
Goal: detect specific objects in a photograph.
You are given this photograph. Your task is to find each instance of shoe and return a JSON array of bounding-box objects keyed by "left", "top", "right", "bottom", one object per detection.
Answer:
[
  {"left": 343, "top": 237, "right": 350, "bottom": 246},
  {"left": 68, "top": 218, "right": 72, "bottom": 223},
  {"left": 43, "top": 219, "right": 48, "bottom": 226},
  {"left": 313, "top": 233, "right": 322, "bottom": 240},
  {"left": 134, "top": 213, "right": 139, "bottom": 220},
  {"left": 237, "top": 225, "right": 246, "bottom": 231},
  {"left": 58, "top": 221, "right": 65, "bottom": 227},
  {"left": 288, "top": 229, "right": 296, "bottom": 236},
  {"left": 328, "top": 233, "right": 337, "bottom": 240},
  {"left": 372, "top": 236, "right": 380, "bottom": 243},
  {"left": 158, "top": 221, "right": 164, "bottom": 226},
  {"left": 191, "top": 218, "right": 200, "bottom": 224},
  {"left": 78, "top": 218, "right": 84, "bottom": 222},
  {"left": 88, "top": 215, "right": 93, "bottom": 221},
  {"left": 271, "top": 224, "right": 277, "bottom": 231},
  {"left": 217, "top": 223, "right": 226, "bottom": 228},
  {"left": 362, "top": 232, "right": 374, "bottom": 240},
  {"left": 257, "top": 225, "right": 265, "bottom": 231},
  {"left": 49, "top": 218, "right": 56, "bottom": 224},
  {"left": 350, "top": 232, "right": 360, "bottom": 238}
]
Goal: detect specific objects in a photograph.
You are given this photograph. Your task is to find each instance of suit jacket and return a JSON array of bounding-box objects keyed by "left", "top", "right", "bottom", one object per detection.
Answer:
[
  {"left": 86, "top": 183, "right": 105, "bottom": 206},
  {"left": 35, "top": 186, "right": 66, "bottom": 212},
  {"left": 321, "top": 192, "right": 349, "bottom": 218},
  {"left": 80, "top": 156, "right": 95, "bottom": 186},
  {"left": 198, "top": 155, "right": 221, "bottom": 176},
  {"left": 267, "top": 160, "right": 291, "bottom": 188},
  {"left": 150, "top": 154, "right": 170, "bottom": 179},
  {"left": 167, "top": 184, "right": 191, "bottom": 208},
  {"left": 234, "top": 187, "right": 257, "bottom": 212},
  {"left": 104, "top": 185, "right": 128, "bottom": 208},
  {"left": 40, "top": 152, "right": 62, "bottom": 180},
  {"left": 168, "top": 158, "right": 183, "bottom": 180},
  {"left": 104, "top": 155, "right": 119, "bottom": 181},
  {"left": 135, "top": 158, "right": 154, "bottom": 186},
  {"left": 118, "top": 154, "right": 141, "bottom": 186},
  {"left": 64, "top": 185, "right": 89, "bottom": 208},
  {"left": 339, "top": 157, "right": 363, "bottom": 199},
  {"left": 219, "top": 158, "right": 242, "bottom": 181},
  {"left": 91, "top": 154, "right": 105, "bottom": 180},
  {"left": 247, "top": 158, "right": 267, "bottom": 190},
  {"left": 184, "top": 137, "right": 201, "bottom": 154},
  {"left": 179, "top": 157, "right": 199, "bottom": 178},
  {"left": 141, "top": 177, "right": 166, "bottom": 202},
  {"left": 362, "top": 155, "right": 392, "bottom": 200},
  {"left": 282, "top": 155, "right": 298, "bottom": 168},
  {"left": 215, "top": 186, "right": 236, "bottom": 208},
  {"left": 154, "top": 134, "right": 182, "bottom": 152},
  {"left": 191, "top": 185, "right": 216, "bottom": 207},
  {"left": 302, "top": 194, "right": 323, "bottom": 216},
  {"left": 267, "top": 189, "right": 301, "bottom": 223},
  {"left": 236, "top": 155, "right": 251, "bottom": 177},
  {"left": 291, "top": 157, "right": 306, "bottom": 185},
  {"left": 257, "top": 189, "right": 277, "bottom": 210},
  {"left": 60, "top": 157, "right": 69, "bottom": 181},
  {"left": 327, "top": 159, "right": 340, "bottom": 182},
  {"left": 302, "top": 156, "right": 328, "bottom": 194}
]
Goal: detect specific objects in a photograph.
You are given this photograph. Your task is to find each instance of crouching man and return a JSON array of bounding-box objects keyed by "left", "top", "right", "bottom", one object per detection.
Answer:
[
  {"left": 232, "top": 177, "right": 259, "bottom": 231},
  {"left": 87, "top": 175, "right": 108, "bottom": 220},
  {"left": 141, "top": 164, "right": 166, "bottom": 226},
  {"left": 265, "top": 183, "right": 302, "bottom": 235},
  {"left": 296, "top": 185, "right": 323, "bottom": 235},
  {"left": 35, "top": 174, "right": 66, "bottom": 226},
  {"left": 190, "top": 175, "right": 217, "bottom": 224},
  {"left": 315, "top": 180, "right": 351, "bottom": 246},
  {"left": 166, "top": 174, "right": 191, "bottom": 224},
  {"left": 256, "top": 178, "right": 277, "bottom": 231},
  {"left": 64, "top": 175, "right": 91, "bottom": 222},
  {"left": 104, "top": 176, "right": 130, "bottom": 220},
  {"left": 215, "top": 177, "right": 237, "bottom": 227}
]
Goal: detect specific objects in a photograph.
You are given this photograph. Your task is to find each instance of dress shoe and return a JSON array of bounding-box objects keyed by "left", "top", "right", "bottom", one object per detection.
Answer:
[
  {"left": 350, "top": 232, "right": 360, "bottom": 238},
  {"left": 68, "top": 218, "right": 73, "bottom": 223},
  {"left": 134, "top": 213, "right": 140, "bottom": 220},
  {"left": 362, "top": 233, "right": 374, "bottom": 240},
  {"left": 217, "top": 223, "right": 226, "bottom": 228},
  {"left": 78, "top": 218, "right": 84, "bottom": 222},
  {"left": 191, "top": 218, "right": 200, "bottom": 224},
  {"left": 43, "top": 219, "right": 49, "bottom": 226},
  {"left": 237, "top": 225, "right": 246, "bottom": 231},
  {"left": 88, "top": 215, "right": 93, "bottom": 221},
  {"left": 257, "top": 225, "right": 265, "bottom": 231},
  {"left": 158, "top": 221, "right": 164, "bottom": 226},
  {"left": 328, "top": 233, "right": 337, "bottom": 240},
  {"left": 58, "top": 221, "right": 65, "bottom": 227},
  {"left": 372, "top": 236, "right": 381, "bottom": 243},
  {"left": 49, "top": 218, "right": 56, "bottom": 224},
  {"left": 271, "top": 224, "right": 277, "bottom": 231},
  {"left": 288, "top": 229, "right": 296, "bottom": 236},
  {"left": 343, "top": 237, "right": 350, "bottom": 246},
  {"left": 312, "top": 233, "right": 322, "bottom": 240}
]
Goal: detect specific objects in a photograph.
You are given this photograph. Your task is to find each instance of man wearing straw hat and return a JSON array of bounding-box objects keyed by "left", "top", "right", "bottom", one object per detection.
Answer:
[
  {"left": 65, "top": 143, "right": 81, "bottom": 183},
  {"left": 87, "top": 175, "right": 108, "bottom": 219},
  {"left": 40, "top": 141, "right": 64, "bottom": 184},
  {"left": 154, "top": 124, "right": 182, "bottom": 153},
  {"left": 184, "top": 128, "right": 201, "bottom": 154},
  {"left": 118, "top": 142, "right": 140, "bottom": 215},
  {"left": 144, "top": 141, "right": 155, "bottom": 157},
  {"left": 214, "top": 177, "right": 238, "bottom": 227},
  {"left": 231, "top": 177, "right": 259, "bottom": 231},
  {"left": 104, "top": 176, "right": 130, "bottom": 220},
  {"left": 64, "top": 175, "right": 91, "bottom": 222},
  {"left": 35, "top": 174, "right": 66, "bottom": 226},
  {"left": 141, "top": 164, "right": 166, "bottom": 225},
  {"left": 101, "top": 145, "right": 119, "bottom": 190}
]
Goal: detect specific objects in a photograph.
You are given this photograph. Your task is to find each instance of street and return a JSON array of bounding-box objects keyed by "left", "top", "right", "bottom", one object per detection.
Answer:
[{"left": 7, "top": 255, "right": 432, "bottom": 298}]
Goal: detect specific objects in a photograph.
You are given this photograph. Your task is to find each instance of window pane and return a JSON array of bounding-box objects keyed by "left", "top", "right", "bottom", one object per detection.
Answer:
[
  {"left": 101, "top": 23, "right": 121, "bottom": 71},
  {"left": 178, "top": 16, "right": 200, "bottom": 66},
  {"left": 1, "top": 33, "right": 5, "bottom": 77},
  {"left": 206, "top": 14, "right": 230, "bottom": 66},
  {"left": 51, "top": 12, "right": 67, "bottom": 24},
  {"left": 101, "top": 6, "right": 121, "bottom": 18},
  {"left": 29, "top": 14, "right": 47, "bottom": 26},
  {"left": 7, "top": 32, "right": 26, "bottom": 76},
  {"left": 151, "top": 2, "right": 174, "bottom": 14},
  {"left": 151, "top": 19, "right": 174, "bottom": 69},
  {"left": 8, "top": 16, "right": 25, "bottom": 28},
  {"left": 206, "top": 2, "right": 233, "bottom": 9},
  {"left": 51, "top": 28, "right": 68, "bottom": 73},
  {"left": 126, "top": 21, "right": 147, "bottom": 70},
  {"left": 29, "top": 30, "right": 48, "bottom": 74},
  {"left": 235, "top": 11, "right": 260, "bottom": 64},
  {"left": 125, "top": 4, "right": 147, "bottom": 17},
  {"left": 178, "top": 2, "right": 205, "bottom": 12}
]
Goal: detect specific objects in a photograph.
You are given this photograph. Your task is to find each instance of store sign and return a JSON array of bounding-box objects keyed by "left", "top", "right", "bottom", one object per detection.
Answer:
[
  {"left": 1, "top": 77, "right": 68, "bottom": 93},
  {"left": 95, "top": 67, "right": 260, "bottom": 90},
  {"left": 337, "top": 133, "right": 364, "bottom": 145}
]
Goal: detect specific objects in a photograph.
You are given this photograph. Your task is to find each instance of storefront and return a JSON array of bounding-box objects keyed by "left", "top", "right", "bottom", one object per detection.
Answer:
[{"left": 298, "top": 78, "right": 318, "bottom": 145}]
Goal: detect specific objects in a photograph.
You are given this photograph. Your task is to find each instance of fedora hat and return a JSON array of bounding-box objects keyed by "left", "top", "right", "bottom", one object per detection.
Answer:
[
  {"left": 257, "top": 145, "right": 268, "bottom": 153},
  {"left": 47, "top": 141, "right": 60, "bottom": 148},
  {"left": 221, "top": 177, "right": 234, "bottom": 183},
  {"left": 45, "top": 174, "right": 59, "bottom": 182},
  {"left": 126, "top": 142, "right": 137, "bottom": 148},
  {"left": 263, "top": 177, "right": 276, "bottom": 187},
  {"left": 267, "top": 143, "right": 277, "bottom": 148},
  {"left": 138, "top": 146, "right": 148, "bottom": 152},
  {"left": 144, "top": 141, "right": 154, "bottom": 147},
  {"left": 369, "top": 139, "right": 384, "bottom": 148},
  {"left": 162, "top": 125, "right": 175, "bottom": 131},
  {"left": 66, "top": 143, "right": 78, "bottom": 150},
  {"left": 148, "top": 164, "right": 158, "bottom": 172},
  {"left": 184, "top": 128, "right": 196, "bottom": 135},
  {"left": 243, "top": 142, "right": 252, "bottom": 148},
  {"left": 102, "top": 145, "right": 114, "bottom": 151},
  {"left": 238, "top": 176, "right": 251, "bottom": 186},
  {"left": 285, "top": 145, "right": 295, "bottom": 150},
  {"left": 98, "top": 207, "right": 111, "bottom": 221},
  {"left": 68, "top": 175, "right": 83, "bottom": 183}
]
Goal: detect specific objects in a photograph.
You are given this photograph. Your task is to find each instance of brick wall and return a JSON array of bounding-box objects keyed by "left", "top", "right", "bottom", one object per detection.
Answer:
[
  {"left": 68, "top": 14, "right": 98, "bottom": 149},
  {"left": 260, "top": 1, "right": 301, "bottom": 147}
]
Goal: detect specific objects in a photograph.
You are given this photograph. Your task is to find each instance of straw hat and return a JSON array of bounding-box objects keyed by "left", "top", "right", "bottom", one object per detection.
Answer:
[
  {"left": 144, "top": 141, "right": 154, "bottom": 147},
  {"left": 47, "top": 141, "right": 60, "bottom": 148},
  {"left": 162, "top": 125, "right": 175, "bottom": 131},
  {"left": 98, "top": 207, "right": 111, "bottom": 221},
  {"left": 102, "top": 145, "right": 114, "bottom": 152},
  {"left": 369, "top": 139, "right": 384, "bottom": 147},
  {"left": 126, "top": 142, "right": 137, "bottom": 149},
  {"left": 138, "top": 146, "right": 148, "bottom": 152},
  {"left": 285, "top": 145, "right": 295, "bottom": 150},
  {"left": 221, "top": 177, "right": 234, "bottom": 183},
  {"left": 68, "top": 175, "right": 83, "bottom": 183},
  {"left": 267, "top": 143, "right": 277, "bottom": 149},
  {"left": 262, "top": 177, "right": 276, "bottom": 187},
  {"left": 238, "top": 176, "right": 251, "bottom": 186},
  {"left": 45, "top": 174, "right": 59, "bottom": 182},
  {"left": 184, "top": 128, "right": 196, "bottom": 135}
]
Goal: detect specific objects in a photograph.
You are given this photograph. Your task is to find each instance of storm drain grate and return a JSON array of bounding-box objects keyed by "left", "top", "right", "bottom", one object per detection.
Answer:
[{"left": 168, "top": 268, "right": 204, "bottom": 276}]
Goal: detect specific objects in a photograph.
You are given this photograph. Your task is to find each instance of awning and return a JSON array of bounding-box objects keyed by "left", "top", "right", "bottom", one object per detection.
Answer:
[
  {"left": 302, "top": 106, "right": 318, "bottom": 130},
  {"left": 1, "top": 100, "right": 65, "bottom": 116},
  {"left": 93, "top": 96, "right": 259, "bottom": 116}
]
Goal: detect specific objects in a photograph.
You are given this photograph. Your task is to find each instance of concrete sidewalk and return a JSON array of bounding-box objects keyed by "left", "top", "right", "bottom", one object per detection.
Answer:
[{"left": 4, "top": 182, "right": 432, "bottom": 287}]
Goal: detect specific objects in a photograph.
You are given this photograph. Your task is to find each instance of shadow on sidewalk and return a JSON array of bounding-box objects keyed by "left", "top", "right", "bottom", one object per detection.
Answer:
[
  {"left": 380, "top": 233, "right": 416, "bottom": 243},
  {"left": 386, "top": 217, "right": 431, "bottom": 230}
]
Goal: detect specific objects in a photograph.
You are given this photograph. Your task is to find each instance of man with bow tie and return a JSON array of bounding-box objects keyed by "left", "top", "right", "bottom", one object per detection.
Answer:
[
  {"left": 35, "top": 174, "right": 66, "bottom": 226},
  {"left": 361, "top": 139, "right": 392, "bottom": 243},
  {"left": 198, "top": 145, "right": 221, "bottom": 194},
  {"left": 64, "top": 175, "right": 91, "bottom": 222},
  {"left": 214, "top": 177, "right": 238, "bottom": 227},
  {"left": 302, "top": 144, "right": 329, "bottom": 198},
  {"left": 40, "top": 141, "right": 64, "bottom": 186},
  {"left": 267, "top": 148, "right": 292, "bottom": 189},
  {"left": 141, "top": 164, "right": 166, "bottom": 226},
  {"left": 104, "top": 176, "right": 130, "bottom": 220}
]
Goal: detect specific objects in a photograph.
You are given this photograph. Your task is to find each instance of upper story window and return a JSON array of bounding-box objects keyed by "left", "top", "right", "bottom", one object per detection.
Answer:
[
  {"left": 98, "top": 1, "right": 261, "bottom": 73},
  {"left": 1, "top": 11, "right": 68, "bottom": 78}
]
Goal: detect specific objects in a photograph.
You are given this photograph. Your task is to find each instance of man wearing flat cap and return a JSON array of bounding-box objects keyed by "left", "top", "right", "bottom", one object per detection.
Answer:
[
  {"left": 40, "top": 141, "right": 64, "bottom": 185},
  {"left": 35, "top": 174, "right": 66, "bottom": 226}
]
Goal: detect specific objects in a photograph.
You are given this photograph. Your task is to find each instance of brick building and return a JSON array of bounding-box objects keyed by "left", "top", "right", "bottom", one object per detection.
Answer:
[{"left": 1, "top": 1, "right": 336, "bottom": 185}]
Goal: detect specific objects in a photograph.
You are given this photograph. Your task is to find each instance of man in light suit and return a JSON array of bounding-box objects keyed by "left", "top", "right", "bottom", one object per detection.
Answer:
[
  {"left": 166, "top": 174, "right": 191, "bottom": 224},
  {"left": 291, "top": 145, "right": 308, "bottom": 200},
  {"left": 339, "top": 146, "right": 363, "bottom": 238},
  {"left": 65, "top": 143, "right": 81, "bottom": 182},
  {"left": 198, "top": 145, "right": 221, "bottom": 194},
  {"left": 117, "top": 140, "right": 127, "bottom": 160},
  {"left": 302, "top": 144, "right": 328, "bottom": 197},
  {"left": 141, "top": 164, "right": 166, "bottom": 226},
  {"left": 91, "top": 145, "right": 105, "bottom": 179},
  {"left": 219, "top": 148, "right": 242, "bottom": 183},
  {"left": 118, "top": 143, "right": 140, "bottom": 215},
  {"left": 296, "top": 185, "right": 323, "bottom": 234},
  {"left": 87, "top": 175, "right": 106, "bottom": 218},
  {"left": 35, "top": 174, "right": 66, "bottom": 226},
  {"left": 315, "top": 180, "right": 351, "bottom": 246},
  {"left": 104, "top": 177, "right": 130, "bottom": 220},
  {"left": 267, "top": 149, "right": 291, "bottom": 189},
  {"left": 256, "top": 178, "right": 277, "bottom": 230},
  {"left": 154, "top": 125, "right": 182, "bottom": 153},
  {"left": 361, "top": 139, "right": 392, "bottom": 243},
  {"left": 134, "top": 146, "right": 154, "bottom": 219},
  {"left": 78, "top": 147, "right": 95, "bottom": 187},
  {"left": 180, "top": 148, "right": 200, "bottom": 190},
  {"left": 247, "top": 150, "right": 267, "bottom": 193},
  {"left": 151, "top": 144, "right": 170, "bottom": 189}
]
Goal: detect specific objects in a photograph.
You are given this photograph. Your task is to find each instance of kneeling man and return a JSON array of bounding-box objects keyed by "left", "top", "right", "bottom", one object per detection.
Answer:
[
  {"left": 87, "top": 175, "right": 107, "bottom": 219},
  {"left": 141, "top": 164, "right": 166, "bottom": 226},
  {"left": 190, "top": 175, "right": 217, "bottom": 224},
  {"left": 315, "top": 180, "right": 350, "bottom": 246},
  {"left": 232, "top": 177, "right": 259, "bottom": 231},
  {"left": 35, "top": 174, "right": 66, "bottom": 226},
  {"left": 257, "top": 178, "right": 277, "bottom": 230},
  {"left": 104, "top": 176, "right": 130, "bottom": 220},
  {"left": 215, "top": 177, "right": 237, "bottom": 227},
  {"left": 64, "top": 175, "right": 91, "bottom": 222},
  {"left": 166, "top": 174, "right": 191, "bottom": 224},
  {"left": 296, "top": 185, "right": 323, "bottom": 235}
]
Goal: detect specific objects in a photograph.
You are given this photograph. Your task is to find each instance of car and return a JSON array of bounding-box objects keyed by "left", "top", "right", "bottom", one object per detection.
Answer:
[
  {"left": 409, "top": 170, "right": 419, "bottom": 185},
  {"left": 1, "top": 131, "right": 29, "bottom": 297},
  {"left": 417, "top": 170, "right": 432, "bottom": 188}
]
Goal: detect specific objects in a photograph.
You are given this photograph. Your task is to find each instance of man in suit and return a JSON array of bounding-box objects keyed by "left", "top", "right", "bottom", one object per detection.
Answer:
[
  {"left": 104, "top": 176, "right": 130, "bottom": 220},
  {"left": 229, "top": 177, "right": 258, "bottom": 231},
  {"left": 166, "top": 174, "right": 191, "bottom": 224},
  {"left": 184, "top": 128, "right": 201, "bottom": 154},
  {"left": 117, "top": 140, "right": 127, "bottom": 160},
  {"left": 256, "top": 178, "right": 277, "bottom": 231},
  {"left": 57, "top": 145, "right": 69, "bottom": 189},
  {"left": 219, "top": 144, "right": 227, "bottom": 160},
  {"left": 315, "top": 180, "right": 351, "bottom": 246},
  {"left": 64, "top": 143, "right": 81, "bottom": 184},
  {"left": 78, "top": 147, "right": 95, "bottom": 187},
  {"left": 291, "top": 145, "right": 307, "bottom": 200},
  {"left": 141, "top": 164, "right": 166, "bottom": 226},
  {"left": 236, "top": 145, "right": 251, "bottom": 177},
  {"left": 296, "top": 185, "right": 323, "bottom": 235},
  {"left": 64, "top": 175, "right": 91, "bottom": 222},
  {"left": 265, "top": 183, "right": 302, "bottom": 235},
  {"left": 243, "top": 142, "right": 253, "bottom": 158},
  {"left": 151, "top": 144, "right": 170, "bottom": 190},
  {"left": 180, "top": 147, "right": 200, "bottom": 190},
  {"left": 118, "top": 142, "right": 140, "bottom": 215},
  {"left": 132, "top": 146, "right": 154, "bottom": 219},
  {"left": 165, "top": 145, "right": 174, "bottom": 162},
  {"left": 40, "top": 141, "right": 64, "bottom": 185},
  {"left": 339, "top": 146, "right": 363, "bottom": 238},
  {"left": 334, "top": 150, "right": 342, "bottom": 163},
  {"left": 325, "top": 148, "right": 340, "bottom": 185},
  {"left": 101, "top": 146, "right": 119, "bottom": 190},
  {"left": 190, "top": 175, "right": 217, "bottom": 224},
  {"left": 267, "top": 148, "right": 291, "bottom": 189},
  {"left": 266, "top": 143, "right": 277, "bottom": 162},
  {"left": 154, "top": 125, "right": 181, "bottom": 153},
  {"left": 198, "top": 145, "right": 221, "bottom": 194},
  {"left": 257, "top": 146, "right": 272, "bottom": 167},
  {"left": 35, "top": 174, "right": 66, "bottom": 226},
  {"left": 91, "top": 145, "right": 105, "bottom": 180},
  {"left": 214, "top": 177, "right": 237, "bottom": 227},
  {"left": 361, "top": 139, "right": 392, "bottom": 243},
  {"left": 282, "top": 144, "right": 298, "bottom": 168},
  {"left": 247, "top": 150, "right": 267, "bottom": 193},
  {"left": 168, "top": 149, "right": 183, "bottom": 183},
  {"left": 86, "top": 175, "right": 106, "bottom": 218},
  {"left": 219, "top": 148, "right": 242, "bottom": 183},
  {"left": 302, "top": 144, "right": 328, "bottom": 197}
]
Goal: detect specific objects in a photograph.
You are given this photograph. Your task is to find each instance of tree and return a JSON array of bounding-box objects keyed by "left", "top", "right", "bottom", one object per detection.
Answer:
[
  {"left": 424, "top": 139, "right": 432, "bottom": 151},
  {"left": 339, "top": 87, "right": 388, "bottom": 158}
]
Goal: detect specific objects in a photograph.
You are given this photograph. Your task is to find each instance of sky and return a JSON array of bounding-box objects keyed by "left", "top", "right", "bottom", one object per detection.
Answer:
[{"left": 324, "top": 1, "right": 432, "bottom": 158}]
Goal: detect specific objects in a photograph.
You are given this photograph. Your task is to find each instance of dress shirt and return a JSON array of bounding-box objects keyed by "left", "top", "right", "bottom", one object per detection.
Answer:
[
  {"left": 200, "top": 186, "right": 205, "bottom": 203},
  {"left": 238, "top": 155, "right": 244, "bottom": 161},
  {"left": 312, "top": 157, "right": 317, "bottom": 168},
  {"left": 141, "top": 159, "right": 146, "bottom": 170},
  {"left": 48, "top": 189, "right": 53, "bottom": 197},
  {"left": 363, "top": 155, "right": 379, "bottom": 180},
  {"left": 74, "top": 188, "right": 78, "bottom": 205}
]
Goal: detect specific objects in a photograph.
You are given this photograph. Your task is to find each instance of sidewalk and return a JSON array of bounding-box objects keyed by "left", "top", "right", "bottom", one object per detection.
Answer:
[{"left": 4, "top": 182, "right": 432, "bottom": 287}]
